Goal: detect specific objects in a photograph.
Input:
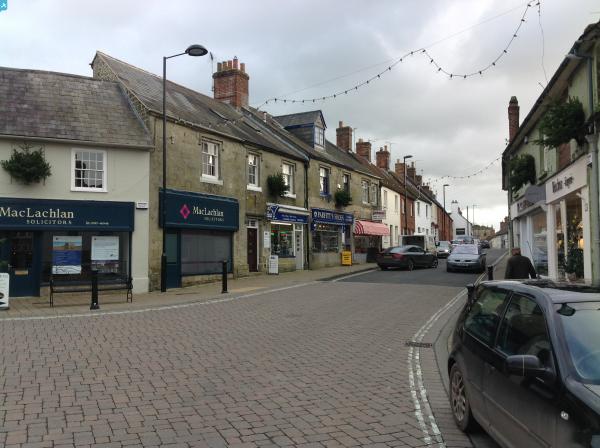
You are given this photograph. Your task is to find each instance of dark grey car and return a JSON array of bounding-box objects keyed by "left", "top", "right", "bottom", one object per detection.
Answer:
[
  {"left": 449, "top": 280, "right": 600, "bottom": 448},
  {"left": 447, "top": 244, "right": 486, "bottom": 273},
  {"left": 376, "top": 245, "right": 438, "bottom": 271}
]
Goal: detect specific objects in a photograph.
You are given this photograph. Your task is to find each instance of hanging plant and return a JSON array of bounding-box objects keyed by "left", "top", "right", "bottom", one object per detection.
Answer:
[
  {"left": 266, "top": 173, "right": 289, "bottom": 198},
  {"left": 1, "top": 143, "right": 52, "bottom": 184},
  {"left": 535, "top": 97, "right": 586, "bottom": 147},
  {"left": 510, "top": 154, "right": 536, "bottom": 193},
  {"left": 334, "top": 189, "right": 352, "bottom": 207}
]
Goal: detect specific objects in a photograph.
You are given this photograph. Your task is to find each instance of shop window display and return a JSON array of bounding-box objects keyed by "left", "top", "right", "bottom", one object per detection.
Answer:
[
  {"left": 271, "top": 224, "right": 294, "bottom": 257},
  {"left": 531, "top": 211, "right": 548, "bottom": 276},
  {"left": 312, "top": 224, "right": 340, "bottom": 253}
]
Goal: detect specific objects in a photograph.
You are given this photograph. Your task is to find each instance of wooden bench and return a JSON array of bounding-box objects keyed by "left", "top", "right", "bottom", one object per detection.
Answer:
[{"left": 49, "top": 275, "right": 133, "bottom": 307}]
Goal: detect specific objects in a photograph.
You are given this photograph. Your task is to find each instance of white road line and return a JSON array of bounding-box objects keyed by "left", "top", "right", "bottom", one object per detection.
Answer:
[
  {"left": 408, "top": 289, "right": 467, "bottom": 447},
  {"left": 0, "top": 281, "right": 320, "bottom": 322},
  {"left": 330, "top": 268, "right": 377, "bottom": 282}
]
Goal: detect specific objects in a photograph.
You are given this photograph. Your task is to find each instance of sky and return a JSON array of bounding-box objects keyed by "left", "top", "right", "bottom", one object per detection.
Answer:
[{"left": 1, "top": 0, "right": 598, "bottom": 229}]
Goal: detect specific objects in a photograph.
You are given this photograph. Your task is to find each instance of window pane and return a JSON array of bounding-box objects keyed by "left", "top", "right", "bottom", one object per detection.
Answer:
[
  {"left": 181, "top": 230, "right": 231, "bottom": 274},
  {"left": 464, "top": 288, "right": 508, "bottom": 345},
  {"left": 74, "top": 151, "right": 104, "bottom": 189}
]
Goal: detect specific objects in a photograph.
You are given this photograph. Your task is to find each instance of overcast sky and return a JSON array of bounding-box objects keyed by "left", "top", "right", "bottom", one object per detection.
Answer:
[{"left": 2, "top": 0, "right": 598, "bottom": 229}]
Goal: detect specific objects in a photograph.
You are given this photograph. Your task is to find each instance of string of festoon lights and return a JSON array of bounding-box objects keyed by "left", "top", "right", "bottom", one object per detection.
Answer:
[
  {"left": 425, "top": 154, "right": 503, "bottom": 192},
  {"left": 187, "top": 1, "right": 540, "bottom": 132}
]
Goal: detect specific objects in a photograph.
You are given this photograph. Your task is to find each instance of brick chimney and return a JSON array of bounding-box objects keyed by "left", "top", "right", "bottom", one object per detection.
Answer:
[
  {"left": 394, "top": 160, "right": 406, "bottom": 178},
  {"left": 336, "top": 121, "right": 352, "bottom": 151},
  {"left": 407, "top": 163, "right": 416, "bottom": 182},
  {"left": 508, "top": 96, "right": 519, "bottom": 142},
  {"left": 376, "top": 145, "right": 390, "bottom": 170},
  {"left": 415, "top": 175, "right": 422, "bottom": 186},
  {"left": 213, "top": 57, "right": 249, "bottom": 108},
  {"left": 356, "top": 138, "right": 372, "bottom": 162}
]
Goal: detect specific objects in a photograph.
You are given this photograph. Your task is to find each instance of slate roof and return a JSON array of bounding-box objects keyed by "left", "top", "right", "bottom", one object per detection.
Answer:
[
  {"left": 0, "top": 67, "right": 153, "bottom": 148},
  {"left": 92, "top": 52, "right": 307, "bottom": 162},
  {"left": 275, "top": 111, "right": 325, "bottom": 129}
]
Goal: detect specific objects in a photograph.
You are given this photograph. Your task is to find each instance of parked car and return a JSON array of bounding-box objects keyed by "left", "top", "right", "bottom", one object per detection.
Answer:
[
  {"left": 447, "top": 244, "right": 486, "bottom": 273},
  {"left": 480, "top": 239, "right": 490, "bottom": 249},
  {"left": 376, "top": 245, "right": 438, "bottom": 271},
  {"left": 448, "top": 279, "right": 600, "bottom": 448},
  {"left": 436, "top": 241, "right": 452, "bottom": 258},
  {"left": 400, "top": 234, "right": 438, "bottom": 256}
]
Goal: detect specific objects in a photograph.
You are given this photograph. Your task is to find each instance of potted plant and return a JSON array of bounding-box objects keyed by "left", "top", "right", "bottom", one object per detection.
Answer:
[
  {"left": 565, "top": 246, "right": 584, "bottom": 281},
  {"left": 1, "top": 143, "right": 52, "bottom": 184},
  {"left": 334, "top": 189, "right": 352, "bottom": 208},
  {"left": 266, "top": 173, "right": 289, "bottom": 198}
]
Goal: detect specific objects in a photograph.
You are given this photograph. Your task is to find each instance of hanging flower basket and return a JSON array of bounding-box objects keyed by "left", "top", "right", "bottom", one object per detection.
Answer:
[
  {"left": 266, "top": 173, "right": 289, "bottom": 198},
  {"left": 334, "top": 189, "right": 352, "bottom": 207},
  {"left": 1, "top": 143, "right": 52, "bottom": 185},
  {"left": 510, "top": 154, "right": 536, "bottom": 194},
  {"left": 535, "top": 97, "right": 586, "bottom": 148}
]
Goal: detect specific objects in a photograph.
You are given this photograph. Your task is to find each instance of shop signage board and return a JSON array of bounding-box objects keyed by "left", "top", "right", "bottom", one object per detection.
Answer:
[
  {"left": 161, "top": 189, "right": 239, "bottom": 231},
  {"left": 310, "top": 208, "right": 354, "bottom": 230},
  {"left": 268, "top": 255, "right": 279, "bottom": 274},
  {"left": 0, "top": 198, "right": 134, "bottom": 231},
  {"left": 52, "top": 236, "right": 82, "bottom": 274},
  {"left": 266, "top": 204, "right": 309, "bottom": 224},
  {"left": 372, "top": 210, "right": 386, "bottom": 221},
  {"left": 0, "top": 273, "right": 9, "bottom": 310},
  {"left": 545, "top": 156, "right": 588, "bottom": 204},
  {"left": 341, "top": 251, "right": 352, "bottom": 266}
]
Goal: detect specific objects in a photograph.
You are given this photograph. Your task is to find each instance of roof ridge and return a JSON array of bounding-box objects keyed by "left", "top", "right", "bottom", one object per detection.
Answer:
[{"left": 0, "top": 66, "right": 107, "bottom": 83}]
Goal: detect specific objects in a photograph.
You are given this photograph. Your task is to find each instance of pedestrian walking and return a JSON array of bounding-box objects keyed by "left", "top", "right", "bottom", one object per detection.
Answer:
[{"left": 505, "top": 247, "right": 537, "bottom": 279}]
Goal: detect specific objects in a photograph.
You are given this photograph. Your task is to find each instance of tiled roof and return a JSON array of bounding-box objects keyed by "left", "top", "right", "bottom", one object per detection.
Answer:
[
  {"left": 93, "top": 52, "right": 307, "bottom": 161},
  {"left": 274, "top": 111, "right": 325, "bottom": 128},
  {"left": 0, "top": 67, "right": 152, "bottom": 147}
]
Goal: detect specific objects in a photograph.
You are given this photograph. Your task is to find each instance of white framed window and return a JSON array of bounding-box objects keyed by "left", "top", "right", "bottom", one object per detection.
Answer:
[
  {"left": 71, "top": 149, "right": 107, "bottom": 192},
  {"left": 394, "top": 195, "right": 399, "bottom": 213},
  {"left": 319, "top": 167, "right": 330, "bottom": 195},
  {"left": 315, "top": 126, "right": 325, "bottom": 147},
  {"left": 425, "top": 204, "right": 429, "bottom": 218},
  {"left": 282, "top": 162, "right": 295, "bottom": 195},
  {"left": 342, "top": 173, "right": 350, "bottom": 193},
  {"left": 370, "top": 183, "right": 377, "bottom": 205},
  {"left": 202, "top": 141, "right": 219, "bottom": 179},
  {"left": 383, "top": 190, "right": 388, "bottom": 209},
  {"left": 361, "top": 180, "right": 369, "bottom": 203},
  {"left": 247, "top": 153, "right": 259, "bottom": 188},
  {"left": 401, "top": 198, "right": 405, "bottom": 214}
]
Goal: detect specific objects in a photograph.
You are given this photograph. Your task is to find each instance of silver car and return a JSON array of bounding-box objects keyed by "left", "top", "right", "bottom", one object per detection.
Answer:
[{"left": 446, "top": 244, "right": 486, "bottom": 273}]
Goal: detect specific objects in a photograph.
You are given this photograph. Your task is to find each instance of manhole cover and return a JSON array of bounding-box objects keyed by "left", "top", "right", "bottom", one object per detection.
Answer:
[{"left": 405, "top": 341, "right": 433, "bottom": 348}]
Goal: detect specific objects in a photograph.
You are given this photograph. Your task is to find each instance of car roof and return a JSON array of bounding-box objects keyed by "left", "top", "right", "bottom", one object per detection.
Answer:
[{"left": 480, "top": 279, "right": 600, "bottom": 304}]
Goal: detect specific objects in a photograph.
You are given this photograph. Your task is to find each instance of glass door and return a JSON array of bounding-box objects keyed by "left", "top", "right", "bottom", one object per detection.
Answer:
[{"left": 1, "top": 231, "right": 40, "bottom": 297}]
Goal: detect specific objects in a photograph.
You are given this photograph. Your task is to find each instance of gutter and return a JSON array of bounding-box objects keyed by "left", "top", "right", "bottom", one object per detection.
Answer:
[{"left": 0, "top": 134, "right": 154, "bottom": 150}]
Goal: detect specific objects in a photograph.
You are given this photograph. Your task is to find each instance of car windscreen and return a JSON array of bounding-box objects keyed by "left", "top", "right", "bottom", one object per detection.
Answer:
[
  {"left": 557, "top": 302, "right": 600, "bottom": 383},
  {"left": 438, "top": 242, "right": 450, "bottom": 248},
  {"left": 451, "top": 245, "right": 478, "bottom": 255}
]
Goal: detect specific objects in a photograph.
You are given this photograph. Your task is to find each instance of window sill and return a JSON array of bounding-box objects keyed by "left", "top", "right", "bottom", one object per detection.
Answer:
[
  {"left": 247, "top": 185, "right": 262, "bottom": 192},
  {"left": 201, "top": 176, "right": 223, "bottom": 185},
  {"left": 284, "top": 192, "right": 296, "bottom": 199},
  {"left": 71, "top": 187, "right": 107, "bottom": 193}
]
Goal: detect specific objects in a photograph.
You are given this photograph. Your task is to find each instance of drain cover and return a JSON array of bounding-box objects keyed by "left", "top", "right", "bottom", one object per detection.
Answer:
[{"left": 405, "top": 341, "right": 433, "bottom": 348}]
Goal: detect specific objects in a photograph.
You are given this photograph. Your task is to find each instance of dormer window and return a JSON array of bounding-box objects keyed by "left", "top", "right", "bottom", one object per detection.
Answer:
[{"left": 315, "top": 126, "right": 325, "bottom": 147}]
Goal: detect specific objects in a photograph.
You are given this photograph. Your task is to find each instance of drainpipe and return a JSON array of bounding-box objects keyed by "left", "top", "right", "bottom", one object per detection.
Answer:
[{"left": 304, "top": 161, "right": 310, "bottom": 270}]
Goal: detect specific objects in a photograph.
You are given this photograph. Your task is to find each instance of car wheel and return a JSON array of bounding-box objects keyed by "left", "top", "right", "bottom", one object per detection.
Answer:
[
  {"left": 450, "top": 364, "right": 477, "bottom": 432},
  {"left": 431, "top": 258, "right": 438, "bottom": 268},
  {"left": 407, "top": 259, "right": 414, "bottom": 271}
]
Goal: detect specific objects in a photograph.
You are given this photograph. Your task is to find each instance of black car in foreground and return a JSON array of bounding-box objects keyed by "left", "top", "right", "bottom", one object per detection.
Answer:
[
  {"left": 376, "top": 245, "right": 438, "bottom": 271},
  {"left": 448, "top": 280, "right": 600, "bottom": 448}
]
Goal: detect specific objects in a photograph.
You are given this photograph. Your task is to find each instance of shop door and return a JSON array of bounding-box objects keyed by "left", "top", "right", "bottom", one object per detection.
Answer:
[
  {"left": 247, "top": 228, "right": 258, "bottom": 272},
  {"left": 0, "top": 231, "right": 40, "bottom": 297},
  {"left": 295, "top": 228, "right": 304, "bottom": 270},
  {"left": 165, "top": 231, "right": 181, "bottom": 289}
]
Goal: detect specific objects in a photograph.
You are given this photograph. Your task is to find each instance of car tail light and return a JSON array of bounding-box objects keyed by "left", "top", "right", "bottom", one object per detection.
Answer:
[{"left": 392, "top": 253, "right": 404, "bottom": 260}]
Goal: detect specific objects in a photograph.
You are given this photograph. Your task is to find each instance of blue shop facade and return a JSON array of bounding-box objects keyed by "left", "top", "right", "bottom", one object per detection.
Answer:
[
  {"left": 159, "top": 189, "right": 239, "bottom": 289},
  {"left": 0, "top": 197, "right": 135, "bottom": 297}
]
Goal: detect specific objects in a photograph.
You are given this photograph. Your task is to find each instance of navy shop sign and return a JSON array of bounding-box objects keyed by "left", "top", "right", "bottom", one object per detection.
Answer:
[
  {"left": 0, "top": 198, "right": 134, "bottom": 231},
  {"left": 311, "top": 207, "right": 354, "bottom": 226},
  {"left": 266, "top": 204, "right": 308, "bottom": 224},
  {"left": 160, "top": 189, "right": 239, "bottom": 231}
]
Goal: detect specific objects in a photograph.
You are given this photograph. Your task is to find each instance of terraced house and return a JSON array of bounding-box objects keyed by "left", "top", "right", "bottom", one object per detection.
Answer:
[{"left": 502, "top": 20, "right": 600, "bottom": 283}]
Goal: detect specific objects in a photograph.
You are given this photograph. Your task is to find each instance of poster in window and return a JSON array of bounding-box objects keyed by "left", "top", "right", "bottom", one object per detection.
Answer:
[
  {"left": 52, "top": 236, "right": 82, "bottom": 274},
  {"left": 91, "top": 236, "right": 119, "bottom": 261}
]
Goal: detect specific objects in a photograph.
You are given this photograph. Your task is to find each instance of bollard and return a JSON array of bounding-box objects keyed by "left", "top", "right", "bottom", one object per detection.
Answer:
[
  {"left": 487, "top": 264, "right": 494, "bottom": 281},
  {"left": 90, "top": 270, "right": 100, "bottom": 310},
  {"left": 222, "top": 260, "right": 228, "bottom": 294}
]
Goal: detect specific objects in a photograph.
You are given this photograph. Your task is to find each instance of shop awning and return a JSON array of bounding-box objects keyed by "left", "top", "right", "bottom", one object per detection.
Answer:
[{"left": 354, "top": 220, "right": 390, "bottom": 236}]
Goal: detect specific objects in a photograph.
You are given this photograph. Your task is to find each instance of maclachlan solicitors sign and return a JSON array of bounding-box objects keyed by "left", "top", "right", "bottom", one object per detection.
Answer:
[
  {"left": 160, "top": 189, "right": 239, "bottom": 231},
  {"left": 0, "top": 198, "right": 134, "bottom": 231}
]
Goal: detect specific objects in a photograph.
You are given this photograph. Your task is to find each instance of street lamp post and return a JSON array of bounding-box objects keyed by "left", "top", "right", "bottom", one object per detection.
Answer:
[
  {"left": 402, "top": 155, "right": 413, "bottom": 235},
  {"left": 472, "top": 204, "right": 477, "bottom": 239},
  {"left": 443, "top": 184, "right": 449, "bottom": 240},
  {"left": 161, "top": 44, "right": 208, "bottom": 292}
]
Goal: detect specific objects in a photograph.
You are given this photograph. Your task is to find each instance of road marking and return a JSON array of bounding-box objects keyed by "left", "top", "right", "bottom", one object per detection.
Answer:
[
  {"left": 408, "top": 289, "right": 467, "bottom": 447},
  {"left": 0, "top": 281, "right": 320, "bottom": 322},
  {"left": 330, "top": 268, "right": 377, "bottom": 282}
]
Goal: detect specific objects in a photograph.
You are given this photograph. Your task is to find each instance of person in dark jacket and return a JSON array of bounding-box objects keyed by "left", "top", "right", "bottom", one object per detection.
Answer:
[{"left": 505, "top": 247, "right": 538, "bottom": 279}]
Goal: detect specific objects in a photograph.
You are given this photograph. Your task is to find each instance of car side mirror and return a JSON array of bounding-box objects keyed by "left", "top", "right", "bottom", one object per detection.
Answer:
[
  {"left": 506, "top": 355, "right": 554, "bottom": 381},
  {"left": 466, "top": 283, "right": 476, "bottom": 304}
]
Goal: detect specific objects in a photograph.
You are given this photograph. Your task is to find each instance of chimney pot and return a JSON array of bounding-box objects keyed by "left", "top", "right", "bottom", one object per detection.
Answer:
[
  {"left": 336, "top": 121, "right": 352, "bottom": 151},
  {"left": 233, "top": 57, "right": 239, "bottom": 69},
  {"left": 217, "top": 62, "right": 222, "bottom": 72},
  {"left": 356, "top": 140, "right": 372, "bottom": 162},
  {"left": 508, "top": 96, "right": 520, "bottom": 142},
  {"left": 240, "top": 62, "right": 246, "bottom": 72}
]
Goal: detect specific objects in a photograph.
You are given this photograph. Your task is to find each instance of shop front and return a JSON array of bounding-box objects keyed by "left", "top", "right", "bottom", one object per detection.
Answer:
[
  {"left": 310, "top": 207, "right": 354, "bottom": 269},
  {"left": 544, "top": 156, "right": 591, "bottom": 281},
  {"left": 0, "top": 197, "right": 134, "bottom": 297},
  {"left": 509, "top": 184, "right": 547, "bottom": 276},
  {"left": 354, "top": 219, "right": 390, "bottom": 263},
  {"left": 266, "top": 204, "right": 309, "bottom": 272},
  {"left": 160, "top": 189, "right": 239, "bottom": 288}
]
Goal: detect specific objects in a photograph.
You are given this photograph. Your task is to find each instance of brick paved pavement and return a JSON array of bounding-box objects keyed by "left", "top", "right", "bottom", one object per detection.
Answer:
[{"left": 1, "top": 272, "right": 475, "bottom": 447}]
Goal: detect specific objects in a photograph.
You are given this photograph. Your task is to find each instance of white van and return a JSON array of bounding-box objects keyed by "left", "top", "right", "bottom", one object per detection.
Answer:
[{"left": 400, "top": 235, "right": 438, "bottom": 255}]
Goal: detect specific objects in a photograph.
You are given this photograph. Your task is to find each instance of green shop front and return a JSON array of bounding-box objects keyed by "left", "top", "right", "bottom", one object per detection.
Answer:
[
  {"left": 160, "top": 189, "right": 239, "bottom": 288},
  {"left": 0, "top": 197, "right": 134, "bottom": 297}
]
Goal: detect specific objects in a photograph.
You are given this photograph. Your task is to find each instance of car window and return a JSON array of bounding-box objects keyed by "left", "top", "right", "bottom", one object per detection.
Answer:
[
  {"left": 453, "top": 245, "right": 478, "bottom": 255},
  {"left": 464, "top": 288, "right": 508, "bottom": 346},
  {"left": 496, "top": 295, "right": 552, "bottom": 367},
  {"left": 408, "top": 247, "right": 421, "bottom": 253}
]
